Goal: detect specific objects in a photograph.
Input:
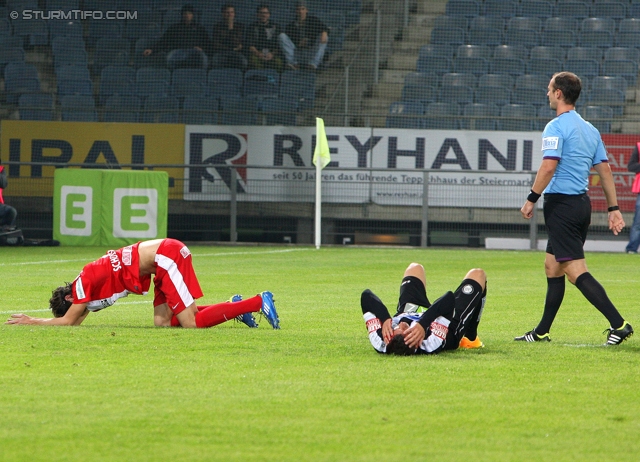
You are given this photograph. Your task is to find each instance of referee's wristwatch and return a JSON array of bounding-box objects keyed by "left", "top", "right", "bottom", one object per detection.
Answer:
[{"left": 608, "top": 205, "right": 620, "bottom": 212}]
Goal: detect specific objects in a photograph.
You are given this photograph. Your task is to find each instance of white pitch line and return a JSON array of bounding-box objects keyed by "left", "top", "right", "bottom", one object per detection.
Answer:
[{"left": 0, "top": 247, "right": 310, "bottom": 268}]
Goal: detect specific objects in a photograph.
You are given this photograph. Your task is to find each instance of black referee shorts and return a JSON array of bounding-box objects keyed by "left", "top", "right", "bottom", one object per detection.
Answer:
[
  {"left": 544, "top": 193, "right": 591, "bottom": 262},
  {"left": 395, "top": 276, "right": 431, "bottom": 315}
]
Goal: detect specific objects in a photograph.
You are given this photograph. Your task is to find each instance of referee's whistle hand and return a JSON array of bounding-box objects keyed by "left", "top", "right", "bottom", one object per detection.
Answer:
[{"left": 608, "top": 211, "right": 625, "bottom": 235}]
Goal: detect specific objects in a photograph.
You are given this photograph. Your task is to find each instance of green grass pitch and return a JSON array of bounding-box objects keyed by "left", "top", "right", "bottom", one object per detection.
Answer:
[{"left": 1, "top": 245, "right": 639, "bottom": 461}]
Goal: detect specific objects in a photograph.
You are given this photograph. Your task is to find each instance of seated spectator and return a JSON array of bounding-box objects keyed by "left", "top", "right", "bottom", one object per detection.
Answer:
[
  {"left": 210, "top": 3, "right": 248, "bottom": 70},
  {"left": 0, "top": 164, "right": 17, "bottom": 232},
  {"left": 278, "top": 0, "right": 328, "bottom": 71},
  {"left": 245, "top": 4, "right": 283, "bottom": 71},
  {"left": 143, "top": 4, "right": 211, "bottom": 70}
]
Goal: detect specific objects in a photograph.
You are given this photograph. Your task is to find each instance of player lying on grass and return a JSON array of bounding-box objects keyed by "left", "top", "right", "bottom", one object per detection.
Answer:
[
  {"left": 361, "top": 263, "right": 486, "bottom": 355},
  {"left": 5, "top": 238, "right": 280, "bottom": 329}
]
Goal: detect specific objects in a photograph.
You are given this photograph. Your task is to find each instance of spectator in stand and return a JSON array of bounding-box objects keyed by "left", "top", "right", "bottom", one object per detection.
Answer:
[
  {"left": 245, "top": 4, "right": 283, "bottom": 71},
  {"left": 278, "top": 0, "right": 329, "bottom": 71},
  {"left": 0, "top": 164, "right": 17, "bottom": 232},
  {"left": 210, "top": 3, "right": 248, "bottom": 70},
  {"left": 143, "top": 4, "right": 211, "bottom": 70}
]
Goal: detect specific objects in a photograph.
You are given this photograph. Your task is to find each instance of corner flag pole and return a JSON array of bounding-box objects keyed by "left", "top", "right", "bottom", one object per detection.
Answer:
[{"left": 313, "top": 117, "right": 331, "bottom": 250}]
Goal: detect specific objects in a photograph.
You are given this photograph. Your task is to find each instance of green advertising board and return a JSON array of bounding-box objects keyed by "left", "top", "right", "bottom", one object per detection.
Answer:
[{"left": 54, "top": 169, "right": 168, "bottom": 246}]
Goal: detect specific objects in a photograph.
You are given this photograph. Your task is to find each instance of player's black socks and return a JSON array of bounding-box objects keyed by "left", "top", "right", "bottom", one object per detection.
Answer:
[
  {"left": 463, "top": 285, "right": 486, "bottom": 341},
  {"left": 575, "top": 272, "right": 624, "bottom": 328},
  {"left": 535, "top": 276, "right": 565, "bottom": 335}
]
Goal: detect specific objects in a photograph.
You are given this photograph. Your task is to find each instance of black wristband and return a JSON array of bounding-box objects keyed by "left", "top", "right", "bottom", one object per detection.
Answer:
[
  {"left": 608, "top": 205, "right": 620, "bottom": 212},
  {"left": 527, "top": 190, "right": 541, "bottom": 203}
]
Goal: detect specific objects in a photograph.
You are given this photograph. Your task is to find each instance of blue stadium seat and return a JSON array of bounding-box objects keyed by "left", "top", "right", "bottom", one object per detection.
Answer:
[
  {"left": 402, "top": 84, "right": 437, "bottom": 103},
  {"left": 468, "top": 28, "right": 503, "bottom": 47},
  {"left": 581, "top": 17, "right": 616, "bottom": 33},
  {"left": 437, "top": 85, "right": 474, "bottom": 105},
  {"left": 619, "top": 18, "right": 640, "bottom": 33},
  {"left": 456, "top": 45, "right": 493, "bottom": 59},
  {"left": 518, "top": 0, "right": 554, "bottom": 19},
  {"left": 470, "top": 16, "right": 505, "bottom": 31},
  {"left": 142, "top": 94, "right": 179, "bottom": 123},
  {"left": 434, "top": 15, "right": 469, "bottom": 31},
  {"left": 445, "top": 0, "right": 481, "bottom": 18},
  {"left": 616, "top": 31, "right": 640, "bottom": 48},
  {"left": 280, "top": 70, "right": 316, "bottom": 110},
  {"left": 526, "top": 58, "right": 563, "bottom": 78},
  {"left": 48, "top": 19, "right": 83, "bottom": 38},
  {"left": 537, "top": 105, "right": 556, "bottom": 130},
  {"left": 4, "top": 62, "right": 40, "bottom": 103},
  {"left": 100, "top": 66, "right": 136, "bottom": 103},
  {"left": 452, "top": 56, "right": 489, "bottom": 76},
  {"left": 55, "top": 64, "right": 91, "bottom": 81},
  {"left": 61, "top": 94, "right": 98, "bottom": 122},
  {"left": 541, "top": 30, "right": 576, "bottom": 47},
  {"left": 568, "top": 47, "right": 603, "bottom": 62},
  {"left": 564, "top": 58, "right": 600, "bottom": 79},
  {"left": 416, "top": 55, "right": 451, "bottom": 75},
  {"left": 605, "top": 48, "right": 640, "bottom": 64},
  {"left": 18, "top": 93, "right": 54, "bottom": 121},
  {"left": 182, "top": 95, "right": 219, "bottom": 125},
  {"left": 430, "top": 27, "right": 467, "bottom": 47},
  {"left": 490, "top": 58, "right": 526, "bottom": 77},
  {"left": 582, "top": 105, "right": 613, "bottom": 133},
  {"left": 592, "top": 75, "right": 628, "bottom": 93},
  {"left": 504, "top": 29, "right": 540, "bottom": 48},
  {"left": 103, "top": 94, "right": 142, "bottom": 123},
  {"left": 423, "top": 102, "right": 461, "bottom": 130},
  {"left": 208, "top": 68, "right": 243, "bottom": 98},
  {"left": 493, "top": 45, "right": 528, "bottom": 61},
  {"left": 512, "top": 74, "right": 548, "bottom": 106},
  {"left": 0, "top": 46, "right": 25, "bottom": 77},
  {"left": 419, "top": 44, "right": 456, "bottom": 59},
  {"left": 137, "top": 66, "right": 171, "bottom": 85},
  {"left": 530, "top": 46, "right": 566, "bottom": 61},
  {"left": 93, "top": 37, "right": 131, "bottom": 75},
  {"left": 475, "top": 85, "right": 511, "bottom": 106},
  {"left": 483, "top": 0, "right": 517, "bottom": 17},
  {"left": 587, "top": 89, "right": 625, "bottom": 116},
  {"left": 499, "top": 104, "right": 537, "bottom": 131},
  {"left": 243, "top": 69, "right": 280, "bottom": 99},
  {"left": 590, "top": 1, "right": 627, "bottom": 20},
  {"left": 478, "top": 73, "right": 514, "bottom": 89},
  {"left": 442, "top": 72, "right": 477, "bottom": 88},
  {"left": 12, "top": 18, "right": 48, "bottom": 46},
  {"left": 554, "top": 1, "right": 591, "bottom": 20},
  {"left": 386, "top": 101, "right": 424, "bottom": 129},
  {"left": 602, "top": 60, "right": 639, "bottom": 86},
  {"left": 508, "top": 16, "right": 542, "bottom": 32},
  {"left": 46, "top": 0, "right": 80, "bottom": 9},
  {"left": 404, "top": 72, "right": 440, "bottom": 89},
  {"left": 51, "top": 36, "right": 87, "bottom": 68},
  {"left": 87, "top": 20, "right": 123, "bottom": 48},
  {"left": 544, "top": 17, "right": 579, "bottom": 32},
  {"left": 0, "top": 19, "right": 11, "bottom": 37},
  {"left": 578, "top": 30, "right": 613, "bottom": 48},
  {"left": 460, "top": 103, "right": 499, "bottom": 130},
  {"left": 0, "top": 36, "right": 22, "bottom": 49},
  {"left": 219, "top": 96, "right": 258, "bottom": 125},
  {"left": 261, "top": 98, "right": 299, "bottom": 126},
  {"left": 171, "top": 68, "right": 207, "bottom": 99}
]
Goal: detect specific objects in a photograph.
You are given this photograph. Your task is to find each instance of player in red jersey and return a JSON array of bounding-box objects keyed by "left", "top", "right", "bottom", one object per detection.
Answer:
[{"left": 5, "top": 238, "right": 280, "bottom": 329}]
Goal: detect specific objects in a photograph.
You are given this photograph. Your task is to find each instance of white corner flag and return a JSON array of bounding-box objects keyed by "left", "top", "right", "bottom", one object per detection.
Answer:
[{"left": 313, "top": 117, "right": 330, "bottom": 249}]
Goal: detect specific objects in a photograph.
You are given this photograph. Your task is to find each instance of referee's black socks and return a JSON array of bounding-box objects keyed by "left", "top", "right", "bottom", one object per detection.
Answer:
[
  {"left": 536, "top": 276, "right": 565, "bottom": 336},
  {"left": 575, "top": 272, "right": 624, "bottom": 328}
]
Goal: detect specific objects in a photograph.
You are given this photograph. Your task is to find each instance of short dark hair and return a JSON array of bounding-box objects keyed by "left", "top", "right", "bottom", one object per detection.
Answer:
[
  {"left": 257, "top": 4, "right": 270, "bottom": 12},
  {"left": 386, "top": 334, "right": 416, "bottom": 356},
  {"left": 222, "top": 3, "right": 235, "bottom": 11},
  {"left": 50, "top": 282, "right": 72, "bottom": 318},
  {"left": 552, "top": 71, "right": 582, "bottom": 105}
]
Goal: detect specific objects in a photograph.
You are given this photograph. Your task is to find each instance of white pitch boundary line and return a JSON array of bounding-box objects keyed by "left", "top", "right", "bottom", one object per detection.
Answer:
[{"left": 0, "top": 247, "right": 310, "bottom": 267}]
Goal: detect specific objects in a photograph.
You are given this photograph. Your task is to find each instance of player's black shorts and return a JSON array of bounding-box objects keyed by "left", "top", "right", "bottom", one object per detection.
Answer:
[
  {"left": 395, "top": 276, "right": 431, "bottom": 315},
  {"left": 544, "top": 193, "right": 590, "bottom": 262}
]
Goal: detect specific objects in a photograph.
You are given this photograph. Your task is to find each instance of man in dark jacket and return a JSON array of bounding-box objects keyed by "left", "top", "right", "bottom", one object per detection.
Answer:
[
  {"left": 278, "top": 0, "right": 328, "bottom": 70},
  {"left": 245, "top": 4, "right": 283, "bottom": 71},
  {"left": 143, "top": 4, "right": 211, "bottom": 70},
  {"left": 210, "top": 3, "right": 248, "bottom": 70}
]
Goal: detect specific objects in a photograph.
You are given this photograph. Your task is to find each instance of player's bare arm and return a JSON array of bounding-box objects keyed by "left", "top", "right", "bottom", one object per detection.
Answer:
[
  {"left": 6, "top": 302, "right": 89, "bottom": 326},
  {"left": 521, "top": 158, "right": 558, "bottom": 219},
  {"left": 593, "top": 162, "right": 625, "bottom": 235}
]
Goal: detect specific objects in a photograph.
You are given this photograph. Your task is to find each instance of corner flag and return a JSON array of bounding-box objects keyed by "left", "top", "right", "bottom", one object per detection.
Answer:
[{"left": 313, "top": 117, "right": 331, "bottom": 169}]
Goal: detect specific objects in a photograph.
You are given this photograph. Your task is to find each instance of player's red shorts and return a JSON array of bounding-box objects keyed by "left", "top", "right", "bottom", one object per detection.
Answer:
[{"left": 152, "top": 239, "right": 203, "bottom": 315}]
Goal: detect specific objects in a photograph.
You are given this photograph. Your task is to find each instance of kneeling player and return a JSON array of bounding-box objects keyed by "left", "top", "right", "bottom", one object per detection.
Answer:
[{"left": 361, "top": 263, "right": 486, "bottom": 355}]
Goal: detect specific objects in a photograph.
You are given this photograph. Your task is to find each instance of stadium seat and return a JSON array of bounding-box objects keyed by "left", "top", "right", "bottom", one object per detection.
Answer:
[
  {"left": 0, "top": 36, "right": 23, "bottom": 48},
  {"left": 418, "top": 44, "right": 456, "bottom": 59},
  {"left": 416, "top": 55, "right": 452, "bottom": 75},
  {"left": 512, "top": 74, "right": 548, "bottom": 106},
  {"left": 386, "top": 101, "right": 424, "bottom": 129},
  {"left": 602, "top": 60, "right": 639, "bottom": 86},
  {"left": 4, "top": 62, "right": 40, "bottom": 103},
  {"left": 619, "top": 18, "right": 640, "bottom": 33},
  {"left": 581, "top": 105, "right": 613, "bottom": 133},
  {"left": 142, "top": 94, "right": 179, "bottom": 123},
  {"left": 616, "top": 31, "right": 640, "bottom": 49},
  {"left": 0, "top": 46, "right": 25, "bottom": 77},
  {"left": 518, "top": 0, "right": 554, "bottom": 19},
  {"left": 445, "top": 0, "right": 481, "bottom": 18},
  {"left": 490, "top": 57, "right": 526, "bottom": 76},
  {"left": 51, "top": 36, "right": 88, "bottom": 68},
  {"left": 468, "top": 28, "right": 503, "bottom": 47},
  {"left": 182, "top": 95, "right": 219, "bottom": 125},
  {"left": 470, "top": 16, "right": 505, "bottom": 31},
  {"left": 452, "top": 56, "right": 489, "bottom": 76},
  {"left": 605, "top": 47, "right": 640, "bottom": 64},
  {"left": 541, "top": 30, "right": 576, "bottom": 47},
  {"left": 60, "top": 94, "right": 98, "bottom": 122},
  {"left": 475, "top": 85, "right": 511, "bottom": 106},
  {"left": 243, "top": 69, "right": 280, "bottom": 99},
  {"left": 423, "top": 102, "right": 461, "bottom": 130},
  {"left": 280, "top": 70, "right": 317, "bottom": 110},
  {"left": 93, "top": 37, "right": 131, "bottom": 75},
  {"left": 537, "top": 105, "right": 556, "bottom": 130},
  {"left": 55, "top": 64, "right": 91, "bottom": 82},
  {"left": 554, "top": 1, "right": 591, "bottom": 20},
  {"left": 430, "top": 27, "right": 467, "bottom": 47},
  {"left": 504, "top": 29, "right": 540, "bottom": 48},
  {"left": 171, "top": 68, "right": 207, "bottom": 99},
  {"left": 483, "top": 0, "right": 517, "bottom": 17},
  {"left": 460, "top": 102, "right": 499, "bottom": 130},
  {"left": 404, "top": 72, "right": 440, "bottom": 89},
  {"left": 578, "top": 30, "right": 613, "bottom": 49},
  {"left": 590, "top": 1, "right": 628, "bottom": 20},
  {"left": 508, "top": 16, "right": 542, "bottom": 32},
  {"left": 587, "top": 89, "right": 625, "bottom": 116},
  {"left": 99, "top": 65, "right": 136, "bottom": 103},
  {"left": 581, "top": 17, "right": 615, "bottom": 33},
  {"left": 434, "top": 15, "right": 469, "bottom": 31},
  {"left": 103, "top": 94, "right": 142, "bottom": 123},
  {"left": 530, "top": 46, "right": 566, "bottom": 61},
  {"left": 437, "top": 85, "right": 474, "bottom": 105},
  {"left": 18, "top": 92, "right": 54, "bottom": 121},
  {"left": 456, "top": 45, "right": 493, "bottom": 59},
  {"left": 137, "top": 66, "right": 171, "bottom": 85},
  {"left": 544, "top": 17, "right": 579, "bottom": 32},
  {"left": 402, "top": 85, "right": 436, "bottom": 104},
  {"left": 219, "top": 96, "right": 258, "bottom": 125},
  {"left": 0, "top": 18, "right": 11, "bottom": 37},
  {"left": 208, "top": 68, "right": 243, "bottom": 98},
  {"left": 499, "top": 104, "right": 537, "bottom": 131},
  {"left": 569, "top": 47, "right": 603, "bottom": 62},
  {"left": 564, "top": 58, "right": 600, "bottom": 79},
  {"left": 261, "top": 98, "right": 299, "bottom": 126},
  {"left": 46, "top": 0, "right": 80, "bottom": 9},
  {"left": 442, "top": 72, "right": 477, "bottom": 88},
  {"left": 592, "top": 75, "right": 628, "bottom": 93},
  {"left": 86, "top": 20, "right": 123, "bottom": 48},
  {"left": 12, "top": 18, "right": 48, "bottom": 46},
  {"left": 48, "top": 19, "right": 83, "bottom": 38},
  {"left": 526, "top": 58, "right": 563, "bottom": 78},
  {"left": 478, "top": 73, "right": 514, "bottom": 89},
  {"left": 493, "top": 45, "right": 528, "bottom": 61}
]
